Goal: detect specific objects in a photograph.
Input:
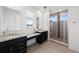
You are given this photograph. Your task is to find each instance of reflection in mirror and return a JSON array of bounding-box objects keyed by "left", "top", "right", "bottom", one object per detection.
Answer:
[{"left": 26, "top": 17, "right": 33, "bottom": 26}]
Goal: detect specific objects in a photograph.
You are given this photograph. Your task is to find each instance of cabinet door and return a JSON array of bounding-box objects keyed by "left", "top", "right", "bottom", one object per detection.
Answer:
[
  {"left": 36, "top": 31, "right": 48, "bottom": 44},
  {"left": 41, "top": 32, "right": 46, "bottom": 42},
  {"left": 36, "top": 35, "right": 41, "bottom": 44},
  {"left": 42, "top": 31, "right": 48, "bottom": 40}
]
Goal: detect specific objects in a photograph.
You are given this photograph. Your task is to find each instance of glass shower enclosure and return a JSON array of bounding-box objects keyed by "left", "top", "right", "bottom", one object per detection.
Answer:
[{"left": 50, "top": 10, "right": 68, "bottom": 44}]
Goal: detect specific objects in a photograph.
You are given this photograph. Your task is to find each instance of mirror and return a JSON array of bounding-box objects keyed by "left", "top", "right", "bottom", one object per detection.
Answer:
[{"left": 26, "top": 17, "right": 33, "bottom": 26}]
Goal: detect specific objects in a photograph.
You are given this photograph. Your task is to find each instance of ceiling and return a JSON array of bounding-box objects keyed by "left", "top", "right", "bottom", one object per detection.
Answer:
[
  {"left": 31, "top": 6, "right": 69, "bottom": 13},
  {"left": 7, "top": 6, "right": 69, "bottom": 14}
]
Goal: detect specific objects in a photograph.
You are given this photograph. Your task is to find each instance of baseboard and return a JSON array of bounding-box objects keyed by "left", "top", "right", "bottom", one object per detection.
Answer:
[{"left": 49, "top": 38, "right": 68, "bottom": 46}]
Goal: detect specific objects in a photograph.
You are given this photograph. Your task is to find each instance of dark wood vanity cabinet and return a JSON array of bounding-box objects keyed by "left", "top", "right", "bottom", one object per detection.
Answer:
[
  {"left": 36, "top": 31, "right": 48, "bottom": 44},
  {"left": 0, "top": 46, "right": 11, "bottom": 53},
  {"left": 12, "top": 41, "right": 26, "bottom": 53},
  {"left": 0, "top": 36, "right": 27, "bottom": 53}
]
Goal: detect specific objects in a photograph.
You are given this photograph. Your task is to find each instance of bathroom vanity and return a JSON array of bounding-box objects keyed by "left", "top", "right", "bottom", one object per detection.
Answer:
[
  {"left": 36, "top": 31, "right": 48, "bottom": 44},
  {"left": 0, "top": 31, "right": 48, "bottom": 53}
]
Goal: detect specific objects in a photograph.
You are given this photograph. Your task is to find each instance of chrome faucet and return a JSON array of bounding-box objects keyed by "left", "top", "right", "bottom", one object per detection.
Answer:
[
  {"left": 2, "top": 29, "right": 9, "bottom": 36},
  {"left": 2, "top": 31, "right": 6, "bottom": 36}
]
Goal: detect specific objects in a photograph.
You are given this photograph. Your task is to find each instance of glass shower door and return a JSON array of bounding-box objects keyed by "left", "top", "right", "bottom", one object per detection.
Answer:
[
  {"left": 50, "top": 15, "right": 58, "bottom": 39},
  {"left": 60, "top": 11, "right": 68, "bottom": 43},
  {"left": 50, "top": 11, "right": 68, "bottom": 44}
]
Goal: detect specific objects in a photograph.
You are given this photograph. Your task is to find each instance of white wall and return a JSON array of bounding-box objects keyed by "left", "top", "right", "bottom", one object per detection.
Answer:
[
  {"left": 3, "top": 7, "right": 16, "bottom": 31},
  {"left": 0, "top": 7, "right": 16, "bottom": 32},
  {"left": 0, "top": 7, "right": 4, "bottom": 32},
  {"left": 68, "top": 7, "right": 79, "bottom": 52},
  {"left": 35, "top": 11, "right": 43, "bottom": 30},
  {"left": 43, "top": 11, "right": 50, "bottom": 30},
  {"left": 0, "top": 7, "right": 23, "bottom": 33}
]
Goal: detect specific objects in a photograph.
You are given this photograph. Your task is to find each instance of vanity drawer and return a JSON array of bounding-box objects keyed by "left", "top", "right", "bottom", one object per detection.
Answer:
[
  {"left": 0, "top": 46, "right": 11, "bottom": 53},
  {"left": 12, "top": 41, "right": 26, "bottom": 53}
]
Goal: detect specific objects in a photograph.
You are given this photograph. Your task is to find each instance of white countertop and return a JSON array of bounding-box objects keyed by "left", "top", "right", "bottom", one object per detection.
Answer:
[
  {"left": 36, "top": 30, "right": 48, "bottom": 32},
  {"left": 27, "top": 33, "right": 40, "bottom": 38},
  {"left": 0, "top": 33, "right": 40, "bottom": 42}
]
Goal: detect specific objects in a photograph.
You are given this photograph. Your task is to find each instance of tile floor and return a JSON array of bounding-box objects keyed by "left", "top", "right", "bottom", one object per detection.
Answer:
[{"left": 27, "top": 40, "right": 77, "bottom": 53}]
